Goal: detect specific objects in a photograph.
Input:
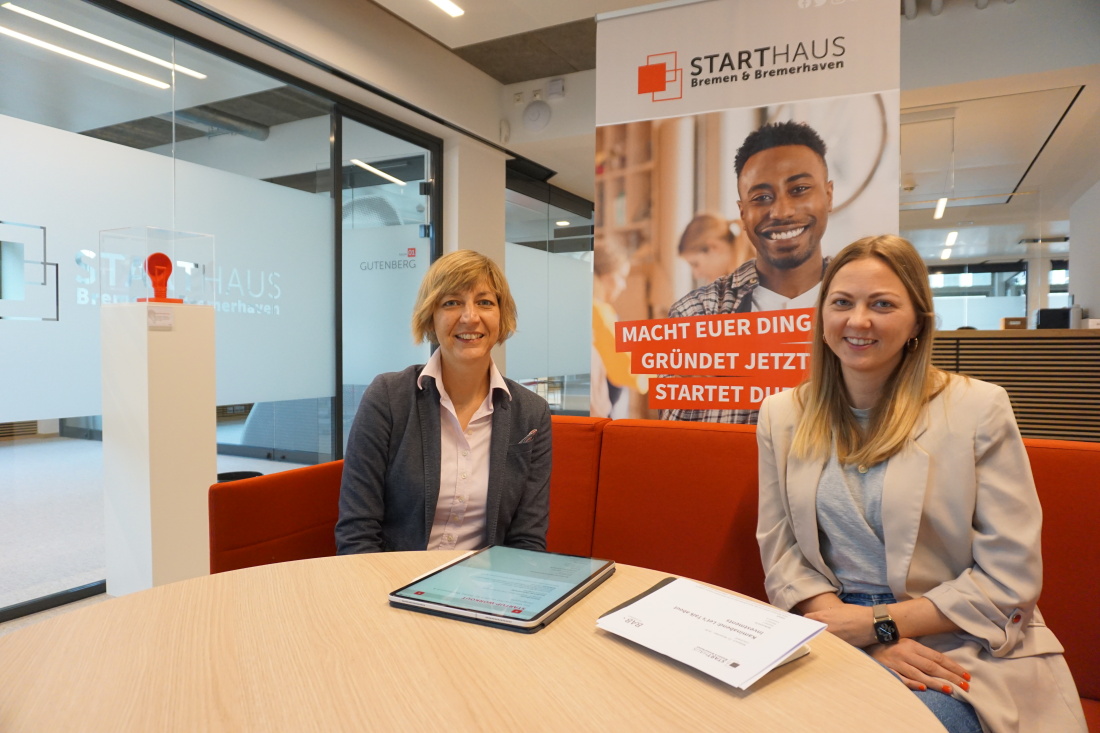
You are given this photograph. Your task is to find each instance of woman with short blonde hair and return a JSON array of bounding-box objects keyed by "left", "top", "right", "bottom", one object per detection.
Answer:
[{"left": 337, "top": 250, "right": 550, "bottom": 555}]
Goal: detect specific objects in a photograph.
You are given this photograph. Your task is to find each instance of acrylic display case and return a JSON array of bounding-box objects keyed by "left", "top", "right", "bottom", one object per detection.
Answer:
[{"left": 98, "top": 226, "right": 215, "bottom": 305}]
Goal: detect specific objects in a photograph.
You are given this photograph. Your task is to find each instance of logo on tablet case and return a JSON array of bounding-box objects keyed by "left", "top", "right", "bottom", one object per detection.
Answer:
[
  {"left": 511, "top": 608, "right": 523, "bottom": 613},
  {"left": 414, "top": 591, "right": 424, "bottom": 595}
]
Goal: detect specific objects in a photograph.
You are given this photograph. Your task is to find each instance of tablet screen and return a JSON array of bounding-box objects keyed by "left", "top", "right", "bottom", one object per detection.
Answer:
[{"left": 391, "top": 546, "right": 613, "bottom": 623}]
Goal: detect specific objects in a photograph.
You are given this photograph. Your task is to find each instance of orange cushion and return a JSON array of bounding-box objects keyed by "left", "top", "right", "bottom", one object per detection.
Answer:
[
  {"left": 1025, "top": 438, "right": 1100, "bottom": 704},
  {"left": 208, "top": 461, "right": 343, "bottom": 573},
  {"left": 592, "top": 420, "right": 765, "bottom": 600},
  {"left": 1082, "top": 698, "right": 1100, "bottom": 733},
  {"left": 547, "top": 416, "right": 609, "bottom": 556}
]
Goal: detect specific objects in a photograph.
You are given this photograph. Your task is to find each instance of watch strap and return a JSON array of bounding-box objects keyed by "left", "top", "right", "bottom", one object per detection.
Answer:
[{"left": 872, "top": 603, "right": 900, "bottom": 645}]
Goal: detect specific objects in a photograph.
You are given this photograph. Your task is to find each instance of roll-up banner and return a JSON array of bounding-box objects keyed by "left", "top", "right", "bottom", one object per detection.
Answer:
[{"left": 592, "top": 0, "right": 899, "bottom": 421}]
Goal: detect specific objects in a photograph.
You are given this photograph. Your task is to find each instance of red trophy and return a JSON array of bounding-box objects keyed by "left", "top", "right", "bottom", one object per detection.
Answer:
[{"left": 137, "top": 252, "right": 184, "bottom": 303}]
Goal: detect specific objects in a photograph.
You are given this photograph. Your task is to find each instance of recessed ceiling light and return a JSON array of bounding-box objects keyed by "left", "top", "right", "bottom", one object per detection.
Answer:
[
  {"left": 0, "top": 23, "right": 169, "bottom": 88},
  {"left": 940, "top": 249, "right": 951, "bottom": 260},
  {"left": 427, "top": 0, "right": 464, "bottom": 18},
  {"left": 555, "top": 220, "right": 570, "bottom": 227},
  {"left": 945, "top": 231, "right": 958, "bottom": 247},
  {"left": 2, "top": 3, "right": 206, "bottom": 79},
  {"left": 350, "top": 159, "right": 407, "bottom": 186},
  {"left": 933, "top": 197, "right": 947, "bottom": 219}
]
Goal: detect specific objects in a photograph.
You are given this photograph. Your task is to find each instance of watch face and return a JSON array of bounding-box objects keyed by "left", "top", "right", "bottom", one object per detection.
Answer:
[{"left": 874, "top": 620, "right": 899, "bottom": 644}]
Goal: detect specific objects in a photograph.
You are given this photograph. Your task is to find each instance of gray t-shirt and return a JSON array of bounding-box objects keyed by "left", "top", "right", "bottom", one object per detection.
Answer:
[{"left": 816, "top": 408, "right": 891, "bottom": 595}]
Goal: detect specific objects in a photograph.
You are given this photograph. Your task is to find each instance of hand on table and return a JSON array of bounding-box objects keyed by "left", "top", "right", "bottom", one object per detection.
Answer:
[{"left": 868, "top": 639, "right": 971, "bottom": 694}]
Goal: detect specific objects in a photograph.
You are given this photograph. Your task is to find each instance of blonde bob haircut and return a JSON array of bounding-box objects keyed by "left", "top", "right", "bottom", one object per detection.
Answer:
[
  {"left": 411, "top": 250, "right": 517, "bottom": 346},
  {"left": 792, "top": 234, "right": 947, "bottom": 468}
]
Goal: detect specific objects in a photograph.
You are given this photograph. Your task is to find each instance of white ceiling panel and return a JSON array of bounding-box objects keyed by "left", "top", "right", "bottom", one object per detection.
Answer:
[{"left": 368, "top": 0, "right": 643, "bottom": 48}]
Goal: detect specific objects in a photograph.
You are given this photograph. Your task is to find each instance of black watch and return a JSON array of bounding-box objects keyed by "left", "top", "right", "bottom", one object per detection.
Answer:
[{"left": 873, "top": 604, "right": 899, "bottom": 645}]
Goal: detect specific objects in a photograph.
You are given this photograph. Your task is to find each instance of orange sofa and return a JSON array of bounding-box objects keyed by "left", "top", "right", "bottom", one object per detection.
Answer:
[{"left": 209, "top": 416, "right": 1098, "bottom": 727}]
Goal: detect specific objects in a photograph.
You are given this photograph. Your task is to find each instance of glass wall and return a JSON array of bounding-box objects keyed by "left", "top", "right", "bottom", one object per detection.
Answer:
[
  {"left": 929, "top": 262, "right": 1027, "bottom": 330},
  {"left": 503, "top": 169, "right": 594, "bottom": 415},
  {"left": 0, "top": 0, "right": 440, "bottom": 618},
  {"left": 339, "top": 114, "right": 434, "bottom": 449}
]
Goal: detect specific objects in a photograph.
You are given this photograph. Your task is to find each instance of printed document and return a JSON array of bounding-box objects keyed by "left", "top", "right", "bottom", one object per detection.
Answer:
[{"left": 597, "top": 577, "right": 825, "bottom": 689}]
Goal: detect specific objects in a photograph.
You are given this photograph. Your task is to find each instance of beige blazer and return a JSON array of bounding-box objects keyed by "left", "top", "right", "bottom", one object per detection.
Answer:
[{"left": 756, "top": 375, "right": 1085, "bottom": 733}]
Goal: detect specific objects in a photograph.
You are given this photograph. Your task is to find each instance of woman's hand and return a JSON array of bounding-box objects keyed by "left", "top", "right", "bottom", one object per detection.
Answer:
[
  {"left": 804, "top": 604, "right": 877, "bottom": 648},
  {"left": 868, "top": 639, "right": 971, "bottom": 694}
]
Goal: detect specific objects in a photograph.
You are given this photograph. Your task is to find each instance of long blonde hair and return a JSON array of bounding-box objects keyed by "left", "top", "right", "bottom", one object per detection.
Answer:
[{"left": 792, "top": 235, "right": 946, "bottom": 467}]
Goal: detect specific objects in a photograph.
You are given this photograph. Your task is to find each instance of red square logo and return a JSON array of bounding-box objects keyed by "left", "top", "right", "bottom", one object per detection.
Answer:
[
  {"left": 407, "top": 247, "right": 416, "bottom": 258},
  {"left": 511, "top": 608, "right": 523, "bottom": 614},
  {"left": 414, "top": 591, "right": 424, "bottom": 595},
  {"left": 637, "top": 63, "right": 667, "bottom": 94}
]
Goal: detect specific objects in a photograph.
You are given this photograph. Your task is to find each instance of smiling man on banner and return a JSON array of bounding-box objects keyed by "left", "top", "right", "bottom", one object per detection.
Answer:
[{"left": 662, "top": 120, "right": 833, "bottom": 423}]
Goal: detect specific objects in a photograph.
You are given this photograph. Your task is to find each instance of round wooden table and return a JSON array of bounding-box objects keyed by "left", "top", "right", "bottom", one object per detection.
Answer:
[{"left": 0, "top": 552, "right": 946, "bottom": 731}]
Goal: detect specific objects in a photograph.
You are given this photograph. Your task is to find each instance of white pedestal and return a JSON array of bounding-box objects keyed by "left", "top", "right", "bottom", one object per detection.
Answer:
[{"left": 101, "top": 303, "right": 216, "bottom": 596}]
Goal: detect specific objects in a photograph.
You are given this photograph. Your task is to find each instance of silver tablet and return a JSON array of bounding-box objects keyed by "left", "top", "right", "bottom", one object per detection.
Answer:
[{"left": 389, "top": 546, "right": 616, "bottom": 632}]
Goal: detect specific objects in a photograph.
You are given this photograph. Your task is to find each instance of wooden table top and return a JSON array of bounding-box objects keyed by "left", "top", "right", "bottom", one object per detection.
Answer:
[{"left": 0, "top": 552, "right": 946, "bottom": 732}]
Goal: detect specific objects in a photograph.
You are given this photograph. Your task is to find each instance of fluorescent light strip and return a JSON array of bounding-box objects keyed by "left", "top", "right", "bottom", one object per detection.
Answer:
[
  {"left": 556, "top": 220, "right": 570, "bottom": 227},
  {"left": 940, "top": 249, "right": 951, "bottom": 260},
  {"left": 350, "top": 159, "right": 407, "bottom": 186},
  {"left": 945, "top": 231, "right": 958, "bottom": 247},
  {"left": 0, "top": 24, "right": 169, "bottom": 88},
  {"left": 933, "top": 197, "right": 947, "bottom": 219},
  {"left": 2, "top": 3, "right": 206, "bottom": 79},
  {"left": 428, "top": 0, "right": 464, "bottom": 18}
]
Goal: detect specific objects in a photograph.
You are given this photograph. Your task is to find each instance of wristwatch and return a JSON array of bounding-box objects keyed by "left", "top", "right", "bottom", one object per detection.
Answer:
[{"left": 873, "top": 604, "right": 899, "bottom": 644}]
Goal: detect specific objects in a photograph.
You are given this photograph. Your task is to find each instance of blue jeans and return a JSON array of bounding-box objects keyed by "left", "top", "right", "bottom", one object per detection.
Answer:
[{"left": 840, "top": 593, "right": 982, "bottom": 733}]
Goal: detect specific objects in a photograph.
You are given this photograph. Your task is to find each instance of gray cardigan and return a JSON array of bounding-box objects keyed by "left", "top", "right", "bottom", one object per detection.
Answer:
[{"left": 335, "top": 364, "right": 552, "bottom": 554}]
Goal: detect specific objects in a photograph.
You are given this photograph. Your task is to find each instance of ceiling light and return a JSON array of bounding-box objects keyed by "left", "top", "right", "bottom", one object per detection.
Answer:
[
  {"left": 2, "top": 3, "right": 206, "bottom": 79},
  {"left": 556, "top": 220, "right": 570, "bottom": 227},
  {"left": 933, "top": 197, "right": 947, "bottom": 219},
  {"left": 350, "top": 159, "right": 406, "bottom": 186},
  {"left": 940, "top": 249, "right": 951, "bottom": 260},
  {"left": 945, "top": 231, "right": 958, "bottom": 247},
  {"left": 0, "top": 24, "right": 169, "bottom": 88},
  {"left": 427, "top": 0, "right": 464, "bottom": 18}
]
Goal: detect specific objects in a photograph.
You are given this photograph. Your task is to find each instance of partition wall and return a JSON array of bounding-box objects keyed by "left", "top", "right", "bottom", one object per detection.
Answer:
[{"left": 0, "top": 0, "right": 449, "bottom": 618}]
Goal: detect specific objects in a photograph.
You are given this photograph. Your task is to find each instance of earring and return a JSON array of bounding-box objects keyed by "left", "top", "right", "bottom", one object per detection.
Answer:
[{"left": 906, "top": 337, "right": 919, "bottom": 353}]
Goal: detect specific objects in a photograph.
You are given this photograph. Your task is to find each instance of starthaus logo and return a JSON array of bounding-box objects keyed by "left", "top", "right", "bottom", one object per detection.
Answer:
[{"left": 637, "top": 52, "right": 682, "bottom": 101}]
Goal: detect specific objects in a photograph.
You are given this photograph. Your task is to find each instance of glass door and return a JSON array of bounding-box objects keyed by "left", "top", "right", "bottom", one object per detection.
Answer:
[{"left": 338, "top": 114, "right": 438, "bottom": 450}]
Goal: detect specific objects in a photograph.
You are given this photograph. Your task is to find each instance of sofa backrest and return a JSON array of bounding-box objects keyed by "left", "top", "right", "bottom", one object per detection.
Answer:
[
  {"left": 208, "top": 416, "right": 610, "bottom": 572},
  {"left": 1024, "top": 438, "right": 1100, "bottom": 702},
  {"left": 209, "top": 460, "right": 343, "bottom": 574},
  {"left": 591, "top": 419, "right": 766, "bottom": 601},
  {"left": 546, "top": 416, "right": 610, "bottom": 556}
]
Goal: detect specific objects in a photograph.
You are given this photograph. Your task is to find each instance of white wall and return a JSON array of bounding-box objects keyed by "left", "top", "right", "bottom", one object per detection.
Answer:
[{"left": 1070, "top": 179, "right": 1100, "bottom": 317}]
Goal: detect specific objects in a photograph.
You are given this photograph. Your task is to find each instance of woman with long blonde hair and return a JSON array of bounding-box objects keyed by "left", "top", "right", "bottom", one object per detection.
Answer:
[{"left": 756, "top": 235, "right": 1084, "bottom": 732}]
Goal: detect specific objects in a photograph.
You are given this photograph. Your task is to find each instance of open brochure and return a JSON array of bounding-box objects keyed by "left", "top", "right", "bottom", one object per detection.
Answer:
[{"left": 597, "top": 577, "right": 825, "bottom": 689}]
